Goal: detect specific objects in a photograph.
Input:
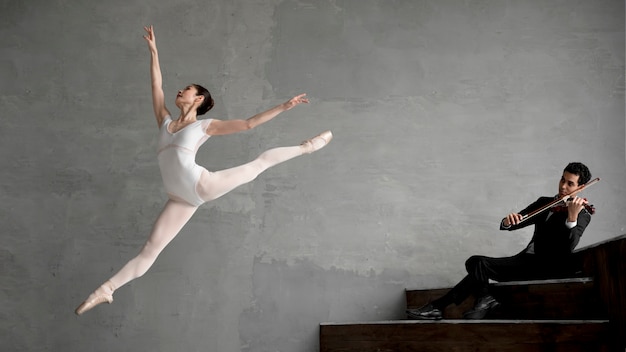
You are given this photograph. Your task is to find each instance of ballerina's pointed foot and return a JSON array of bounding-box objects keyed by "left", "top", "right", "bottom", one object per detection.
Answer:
[
  {"left": 75, "top": 281, "right": 115, "bottom": 315},
  {"left": 75, "top": 292, "right": 113, "bottom": 315},
  {"left": 301, "top": 130, "right": 333, "bottom": 154}
]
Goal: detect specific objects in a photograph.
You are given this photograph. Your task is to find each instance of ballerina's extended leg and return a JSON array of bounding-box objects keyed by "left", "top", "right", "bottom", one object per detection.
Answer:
[
  {"left": 75, "top": 200, "right": 198, "bottom": 315},
  {"left": 196, "top": 130, "right": 333, "bottom": 202}
]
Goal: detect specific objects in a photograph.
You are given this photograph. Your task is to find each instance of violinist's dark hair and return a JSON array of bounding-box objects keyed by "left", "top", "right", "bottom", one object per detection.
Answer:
[
  {"left": 192, "top": 84, "right": 215, "bottom": 116},
  {"left": 564, "top": 162, "right": 591, "bottom": 185}
]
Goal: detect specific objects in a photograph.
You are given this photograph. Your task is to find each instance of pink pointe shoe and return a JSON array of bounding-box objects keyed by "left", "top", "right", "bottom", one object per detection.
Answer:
[
  {"left": 75, "top": 293, "right": 113, "bottom": 315},
  {"left": 301, "top": 130, "right": 333, "bottom": 154},
  {"left": 75, "top": 281, "right": 115, "bottom": 315}
]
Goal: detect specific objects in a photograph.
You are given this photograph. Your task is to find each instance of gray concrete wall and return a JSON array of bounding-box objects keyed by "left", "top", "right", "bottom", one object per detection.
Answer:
[{"left": 1, "top": 0, "right": 624, "bottom": 351}]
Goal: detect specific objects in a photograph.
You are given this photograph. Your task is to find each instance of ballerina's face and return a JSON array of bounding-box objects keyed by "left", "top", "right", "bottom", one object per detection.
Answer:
[{"left": 175, "top": 85, "right": 202, "bottom": 107}]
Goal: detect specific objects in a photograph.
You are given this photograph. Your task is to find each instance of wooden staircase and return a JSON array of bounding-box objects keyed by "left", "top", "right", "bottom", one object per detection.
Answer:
[
  {"left": 321, "top": 320, "right": 612, "bottom": 351},
  {"left": 320, "top": 234, "right": 626, "bottom": 351}
]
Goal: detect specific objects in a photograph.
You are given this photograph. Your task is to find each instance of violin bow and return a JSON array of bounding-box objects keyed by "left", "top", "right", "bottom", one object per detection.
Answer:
[{"left": 518, "top": 177, "right": 600, "bottom": 224}]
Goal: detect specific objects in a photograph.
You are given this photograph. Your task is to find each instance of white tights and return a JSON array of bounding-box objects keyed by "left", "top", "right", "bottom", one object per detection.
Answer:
[{"left": 105, "top": 145, "right": 304, "bottom": 292}]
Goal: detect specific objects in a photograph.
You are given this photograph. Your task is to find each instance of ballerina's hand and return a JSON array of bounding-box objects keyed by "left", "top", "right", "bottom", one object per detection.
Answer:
[
  {"left": 283, "top": 93, "right": 309, "bottom": 110},
  {"left": 143, "top": 25, "right": 157, "bottom": 51}
]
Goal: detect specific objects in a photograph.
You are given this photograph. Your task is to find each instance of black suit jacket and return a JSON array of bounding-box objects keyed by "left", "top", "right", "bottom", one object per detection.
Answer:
[{"left": 500, "top": 196, "right": 592, "bottom": 258}]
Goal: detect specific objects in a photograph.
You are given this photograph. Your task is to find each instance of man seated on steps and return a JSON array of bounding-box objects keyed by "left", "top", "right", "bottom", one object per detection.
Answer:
[{"left": 407, "top": 162, "right": 593, "bottom": 320}]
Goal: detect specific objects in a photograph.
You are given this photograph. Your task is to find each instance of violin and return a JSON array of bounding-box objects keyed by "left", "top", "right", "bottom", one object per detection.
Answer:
[
  {"left": 519, "top": 177, "right": 600, "bottom": 224},
  {"left": 550, "top": 198, "right": 596, "bottom": 215}
]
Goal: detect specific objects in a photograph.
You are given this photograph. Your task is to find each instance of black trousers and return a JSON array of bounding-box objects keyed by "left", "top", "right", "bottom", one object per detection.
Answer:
[{"left": 434, "top": 252, "right": 578, "bottom": 308}]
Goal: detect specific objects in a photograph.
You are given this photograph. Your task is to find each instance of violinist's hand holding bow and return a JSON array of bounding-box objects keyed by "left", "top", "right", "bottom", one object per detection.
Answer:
[
  {"left": 503, "top": 213, "right": 523, "bottom": 227},
  {"left": 566, "top": 196, "right": 587, "bottom": 222}
]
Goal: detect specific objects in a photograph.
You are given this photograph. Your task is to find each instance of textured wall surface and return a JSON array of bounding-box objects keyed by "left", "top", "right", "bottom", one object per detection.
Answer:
[{"left": 1, "top": 1, "right": 624, "bottom": 351}]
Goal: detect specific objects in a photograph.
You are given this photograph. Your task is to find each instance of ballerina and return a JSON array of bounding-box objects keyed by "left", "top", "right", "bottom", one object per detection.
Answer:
[{"left": 75, "top": 25, "right": 332, "bottom": 315}]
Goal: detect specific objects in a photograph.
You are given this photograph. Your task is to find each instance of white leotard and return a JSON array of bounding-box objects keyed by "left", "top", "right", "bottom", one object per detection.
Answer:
[{"left": 157, "top": 116, "right": 213, "bottom": 206}]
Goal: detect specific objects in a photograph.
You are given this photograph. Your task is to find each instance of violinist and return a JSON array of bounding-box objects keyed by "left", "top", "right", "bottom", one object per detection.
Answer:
[{"left": 407, "top": 162, "right": 594, "bottom": 320}]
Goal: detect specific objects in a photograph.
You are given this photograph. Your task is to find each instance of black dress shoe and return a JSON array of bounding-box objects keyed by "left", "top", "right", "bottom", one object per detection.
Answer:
[
  {"left": 406, "top": 303, "right": 443, "bottom": 320},
  {"left": 463, "top": 295, "right": 500, "bottom": 320}
]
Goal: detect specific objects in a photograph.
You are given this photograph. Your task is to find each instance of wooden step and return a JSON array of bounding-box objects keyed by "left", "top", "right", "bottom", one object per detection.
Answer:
[
  {"left": 406, "top": 277, "right": 607, "bottom": 320},
  {"left": 575, "top": 234, "right": 626, "bottom": 347},
  {"left": 320, "top": 319, "right": 613, "bottom": 352}
]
